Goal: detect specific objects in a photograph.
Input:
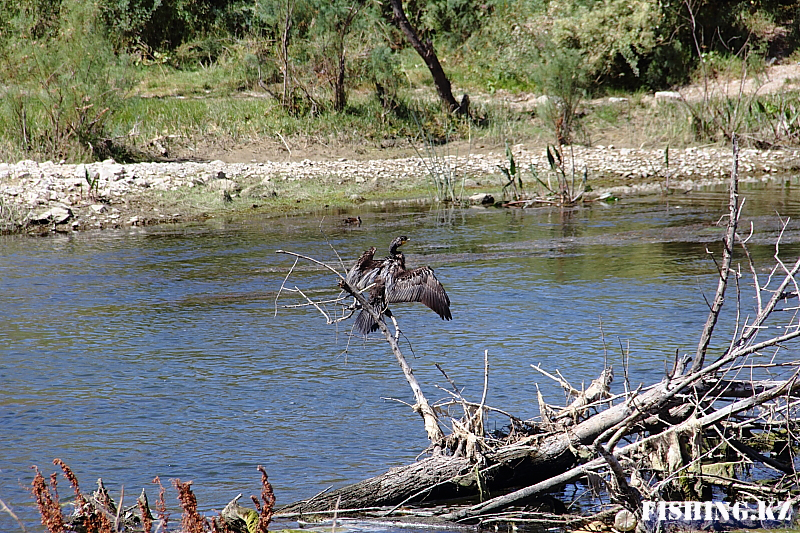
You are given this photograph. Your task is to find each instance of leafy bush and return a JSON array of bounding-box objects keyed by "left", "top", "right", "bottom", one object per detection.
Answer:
[
  {"left": 530, "top": 45, "right": 590, "bottom": 145},
  {"left": 0, "top": 2, "right": 134, "bottom": 161},
  {"left": 549, "top": 0, "right": 662, "bottom": 83},
  {"left": 463, "top": 0, "right": 662, "bottom": 92},
  {"left": 99, "top": 0, "right": 257, "bottom": 52},
  {"left": 0, "top": 0, "right": 63, "bottom": 43}
]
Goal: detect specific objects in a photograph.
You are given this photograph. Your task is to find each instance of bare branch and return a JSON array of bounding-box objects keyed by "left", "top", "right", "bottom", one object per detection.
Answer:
[{"left": 693, "top": 134, "right": 739, "bottom": 371}]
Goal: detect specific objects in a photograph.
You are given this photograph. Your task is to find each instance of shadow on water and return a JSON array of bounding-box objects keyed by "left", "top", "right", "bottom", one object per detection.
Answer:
[{"left": 2, "top": 180, "right": 800, "bottom": 531}]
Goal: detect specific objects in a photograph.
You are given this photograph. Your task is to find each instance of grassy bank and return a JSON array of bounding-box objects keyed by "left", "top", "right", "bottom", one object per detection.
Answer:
[
  {"left": 4, "top": 56, "right": 800, "bottom": 166},
  {"left": 114, "top": 80, "right": 800, "bottom": 159},
  {"left": 1, "top": 1, "right": 799, "bottom": 165},
  {"left": 1, "top": 0, "right": 799, "bottom": 237}
]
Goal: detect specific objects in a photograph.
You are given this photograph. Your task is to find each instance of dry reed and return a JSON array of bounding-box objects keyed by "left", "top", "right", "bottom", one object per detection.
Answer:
[
  {"left": 250, "top": 466, "right": 276, "bottom": 533},
  {"left": 173, "top": 479, "right": 208, "bottom": 533},
  {"left": 30, "top": 467, "right": 65, "bottom": 533},
  {"left": 138, "top": 495, "right": 153, "bottom": 533},
  {"left": 29, "top": 462, "right": 278, "bottom": 533},
  {"left": 152, "top": 476, "right": 170, "bottom": 532}
]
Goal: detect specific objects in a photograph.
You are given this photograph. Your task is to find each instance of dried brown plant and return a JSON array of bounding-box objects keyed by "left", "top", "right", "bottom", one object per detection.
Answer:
[
  {"left": 30, "top": 466, "right": 65, "bottom": 533},
  {"left": 84, "top": 511, "right": 113, "bottom": 533},
  {"left": 173, "top": 479, "right": 207, "bottom": 533},
  {"left": 138, "top": 495, "right": 153, "bottom": 533},
  {"left": 210, "top": 516, "right": 234, "bottom": 533},
  {"left": 153, "top": 476, "right": 170, "bottom": 532},
  {"left": 52, "top": 459, "right": 85, "bottom": 508},
  {"left": 85, "top": 484, "right": 114, "bottom": 533},
  {"left": 250, "top": 466, "right": 276, "bottom": 533},
  {"left": 51, "top": 459, "right": 112, "bottom": 533}
]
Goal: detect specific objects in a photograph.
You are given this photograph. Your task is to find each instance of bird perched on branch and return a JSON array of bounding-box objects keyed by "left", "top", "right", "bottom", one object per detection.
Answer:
[{"left": 344, "top": 236, "right": 451, "bottom": 335}]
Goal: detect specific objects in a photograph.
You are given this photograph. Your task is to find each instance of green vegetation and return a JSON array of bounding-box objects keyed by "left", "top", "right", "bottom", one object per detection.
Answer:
[{"left": 1, "top": 0, "right": 799, "bottom": 162}]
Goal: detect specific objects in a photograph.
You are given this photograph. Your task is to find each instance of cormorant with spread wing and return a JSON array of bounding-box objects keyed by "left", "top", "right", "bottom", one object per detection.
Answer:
[{"left": 345, "top": 236, "right": 451, "bottom": 335}]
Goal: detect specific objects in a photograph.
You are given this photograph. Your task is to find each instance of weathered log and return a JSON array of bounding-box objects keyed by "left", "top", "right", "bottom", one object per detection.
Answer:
[
  {"left": 555, "top": 366, "right": 613, "bottom": 423},
  {"left": 280, "top": 366, "right": 800, "bottom": 518},
  {"left": 443, "top": 374, "right": 799, "bottom": 521},
  {"left": 277, "top": 455, "right": 473, "bottom": 515}
]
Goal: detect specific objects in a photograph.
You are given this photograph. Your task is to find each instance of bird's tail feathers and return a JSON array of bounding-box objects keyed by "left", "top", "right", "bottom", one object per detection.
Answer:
[{"left": 354, "top": 309, "right": 380, "bottom": 336}]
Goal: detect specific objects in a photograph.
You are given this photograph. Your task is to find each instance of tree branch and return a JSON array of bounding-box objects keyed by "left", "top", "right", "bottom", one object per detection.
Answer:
[{"left": 693, "top": 134, "right": 739, "bottom": 371}]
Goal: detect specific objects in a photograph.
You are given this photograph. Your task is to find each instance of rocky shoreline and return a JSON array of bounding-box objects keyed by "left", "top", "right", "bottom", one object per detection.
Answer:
[{"left": 2, "top": 144, "right": 799, "bottom": 234}]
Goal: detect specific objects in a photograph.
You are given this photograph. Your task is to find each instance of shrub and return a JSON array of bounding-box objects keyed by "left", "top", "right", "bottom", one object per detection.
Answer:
[
  {"left": 0, "top": 2, "right": 134, "bottom": 161},
  {"left": 530, "top": 44, "right": 591, "bottom": 145},
  {"left": 99, "top": 0, "right": 258, "bottom": 52},
  {"left": 549, "top": 0, "right": 662, "bottom": 83}
]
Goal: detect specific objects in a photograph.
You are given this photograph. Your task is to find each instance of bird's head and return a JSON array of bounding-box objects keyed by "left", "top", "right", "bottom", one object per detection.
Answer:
[{"left": 389, "top": 235, "right": 409, "bottom": 255}]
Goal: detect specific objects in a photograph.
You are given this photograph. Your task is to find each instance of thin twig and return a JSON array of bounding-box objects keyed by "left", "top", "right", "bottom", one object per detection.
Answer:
[
  {"left": 530, "top": 364, "right": 579, "bottom": 395},
  {"left": 115, "top": 487, "right": 124, "bottom": 532},
  {"left": 275, "top": 256, "right": 299, "bottom": 317},
  {"left": 294, "top": 286, "right": 333, "bottom": 323},
  {"left": 0, "top": 498, "right": 28, "bottom": 533},
  {"left": 275, "top": 131, "right": 292, "bottom": 157},
  {"left": 468, "top": 350, "right": 489, "bottom": 433},
  {"left": 276, "top": 250, "right": 345, "bottom": 280}
]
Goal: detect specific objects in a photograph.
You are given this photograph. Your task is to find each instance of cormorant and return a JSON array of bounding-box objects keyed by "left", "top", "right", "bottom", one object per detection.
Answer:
[{"left": 345, "top": 236, "right": 451, "bottom": 335}]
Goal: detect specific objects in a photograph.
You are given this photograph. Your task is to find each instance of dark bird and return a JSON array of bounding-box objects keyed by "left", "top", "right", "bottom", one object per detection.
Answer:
[
  {"left": 343, "top": 216, "right": 362, "bottom": 226},
  {"left": 345, "top": 236, "right": 451, "bottom": 335}
]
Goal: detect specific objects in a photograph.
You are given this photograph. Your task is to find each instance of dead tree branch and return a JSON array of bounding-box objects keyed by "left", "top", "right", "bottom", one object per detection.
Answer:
[{"left": 276, "top": 249, "right": 444, "bottom": 444}]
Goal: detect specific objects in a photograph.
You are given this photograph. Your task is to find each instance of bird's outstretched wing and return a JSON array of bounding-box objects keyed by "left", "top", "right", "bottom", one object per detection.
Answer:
[
  {"left": 353, "top": 310, "right": 379, "bottom": 335},
  {"left": 345, "top": 246, "right": 380, "bottom": 289},
  {"left": 387, "top": 266, "right": 452, "bottom": 320}
]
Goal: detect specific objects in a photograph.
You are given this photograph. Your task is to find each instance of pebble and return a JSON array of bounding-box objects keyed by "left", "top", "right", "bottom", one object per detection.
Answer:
[
  {"left": 206, "top": 178, "right": 241, "bottom": 192},
  {"left": 469, "top": 192, "right": 495, "bottom": 205},
  {"left": 655, "top": 91, "right": 682, "bottom": 101},
  {"left": 32, "top": 206, "right": 72, "bottom": 225}
]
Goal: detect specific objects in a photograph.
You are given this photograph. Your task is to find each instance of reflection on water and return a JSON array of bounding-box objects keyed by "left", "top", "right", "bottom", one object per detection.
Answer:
[{"left": 2, "top": 181, "right": 800, "bottom": 532}]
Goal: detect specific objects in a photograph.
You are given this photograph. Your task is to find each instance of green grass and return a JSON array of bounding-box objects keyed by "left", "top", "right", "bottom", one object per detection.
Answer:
[
  {"left": 108, "top": 88, "right": 540, "bottom": 160},
  {"left": 2, "top": 46, "right": 799, "bottom": 165}
]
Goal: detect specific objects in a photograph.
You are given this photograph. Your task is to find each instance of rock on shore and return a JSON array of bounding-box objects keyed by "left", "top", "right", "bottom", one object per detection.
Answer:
[{"left": 1, "top": 145, "right": 799, "bottom": 233}]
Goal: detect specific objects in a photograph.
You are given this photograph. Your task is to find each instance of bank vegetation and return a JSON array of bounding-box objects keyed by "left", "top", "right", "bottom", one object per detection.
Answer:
[{"left": 1, "top": 0, "right": 799, "bottom": 164}]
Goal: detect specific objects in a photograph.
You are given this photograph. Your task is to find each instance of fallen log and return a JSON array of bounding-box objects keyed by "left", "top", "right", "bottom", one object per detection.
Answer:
[{"left": 277, "top": 454, "right": 473, "bottom": 515}]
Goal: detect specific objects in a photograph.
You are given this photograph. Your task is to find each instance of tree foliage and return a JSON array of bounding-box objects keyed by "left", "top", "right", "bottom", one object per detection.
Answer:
[
  {"left": 4, "top": 0, "right": 796, "bottom": 92},
  {"left": 1, "top": 0, "right": 799, "bottom": 161},
  {"left": 466, "top": 0, "right": 799, "bottom": 92}
]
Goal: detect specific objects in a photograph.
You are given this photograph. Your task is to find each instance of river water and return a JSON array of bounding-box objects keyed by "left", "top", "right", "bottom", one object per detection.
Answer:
[{"left": 2, "top": 181, "right": 800, "bottom": 532}]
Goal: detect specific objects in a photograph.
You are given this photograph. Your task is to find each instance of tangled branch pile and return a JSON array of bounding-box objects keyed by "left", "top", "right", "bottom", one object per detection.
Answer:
[{"left": 276, "top": 137, "right": 800, "bottom": 531}]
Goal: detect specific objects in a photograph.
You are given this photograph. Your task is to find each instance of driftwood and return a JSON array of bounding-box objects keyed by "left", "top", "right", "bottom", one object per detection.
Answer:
[{"left": 276, "top": 136, "right": 800, "bottom": 531}]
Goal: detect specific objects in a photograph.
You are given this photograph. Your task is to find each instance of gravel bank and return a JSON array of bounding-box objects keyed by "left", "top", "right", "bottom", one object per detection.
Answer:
[{"left": 2, "top": 145, "right": 799, "bottom": 233}]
